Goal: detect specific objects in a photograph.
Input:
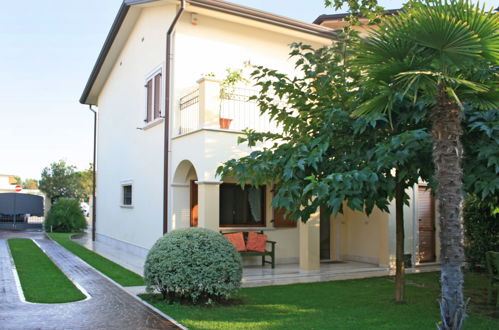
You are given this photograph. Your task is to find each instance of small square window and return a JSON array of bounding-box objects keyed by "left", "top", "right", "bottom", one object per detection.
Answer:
[{"left": 123, "top": 185, "right": 132, "bottom": 206}]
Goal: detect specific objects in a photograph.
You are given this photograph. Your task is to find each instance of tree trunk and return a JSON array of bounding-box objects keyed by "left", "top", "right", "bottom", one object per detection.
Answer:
[
  {"left": 395, "top": 173, "right": 405, "bottom": 302},
  {"left": 432, "top": 84, "right": 466, "bottom": 330}
]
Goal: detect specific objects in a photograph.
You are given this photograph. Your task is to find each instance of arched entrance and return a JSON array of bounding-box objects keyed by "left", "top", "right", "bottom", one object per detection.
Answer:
[{"left": 172, "top": 160, "right": 198, "bottom": 229}]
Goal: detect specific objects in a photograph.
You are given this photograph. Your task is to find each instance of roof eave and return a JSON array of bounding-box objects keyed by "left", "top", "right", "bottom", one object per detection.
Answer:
[
  {"left": 80, "top": 0, "right": 337, "bottom": 105},
  {"left": 80, "top": 3, "right": 130, "bottom": 105}
]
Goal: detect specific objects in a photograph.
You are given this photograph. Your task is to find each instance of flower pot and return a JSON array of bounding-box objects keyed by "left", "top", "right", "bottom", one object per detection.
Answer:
[{"left": 219, "top": 118, "right": 232, "bottom": 129}]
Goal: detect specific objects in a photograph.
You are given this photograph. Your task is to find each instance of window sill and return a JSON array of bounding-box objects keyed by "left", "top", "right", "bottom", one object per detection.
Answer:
[
  {"left": 141, "top": 118, "right": 163, "bottom": 130},
  {"left": 120, "top": 205, "right": 134, "bottom": 209}
]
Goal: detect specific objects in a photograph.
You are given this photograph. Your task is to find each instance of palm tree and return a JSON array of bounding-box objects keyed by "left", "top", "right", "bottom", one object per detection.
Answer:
[{"left": 354, "top": 1, "right": 499, "bottom": 329}]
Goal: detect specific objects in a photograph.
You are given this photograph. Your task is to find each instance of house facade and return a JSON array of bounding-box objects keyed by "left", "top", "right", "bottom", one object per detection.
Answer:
[{"left": 80, "top": 0, "right": 439, "bottom": 272}]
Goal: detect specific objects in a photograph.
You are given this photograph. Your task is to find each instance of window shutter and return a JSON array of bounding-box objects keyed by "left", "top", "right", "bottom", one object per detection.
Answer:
[
  {"left": 146, "top": 79, "right": 153, "bottom": 122},
  {"left": 273, "top": 191, "right": 296, "bottom": 228},
  {"left": 153, "top": 73, "right": 162, "bottom": 119}
]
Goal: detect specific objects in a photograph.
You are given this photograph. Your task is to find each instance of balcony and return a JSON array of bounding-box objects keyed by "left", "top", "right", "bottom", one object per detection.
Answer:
[{"left": 175, "top": 77, "right": 279, "bottom": 136}]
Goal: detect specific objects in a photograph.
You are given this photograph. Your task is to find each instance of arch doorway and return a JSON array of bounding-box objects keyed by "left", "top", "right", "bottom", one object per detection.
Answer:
[{"left": 172, "top": 160, "right": 198, "bottom": 228}]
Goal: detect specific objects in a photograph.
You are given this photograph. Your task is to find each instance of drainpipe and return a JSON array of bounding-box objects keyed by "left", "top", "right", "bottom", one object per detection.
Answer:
[
  {"left": 164, "top": 0, "right": 186, "bottom": 234},
  {"left": 89, "top": 105, "right": 97, "bottom": 241}
]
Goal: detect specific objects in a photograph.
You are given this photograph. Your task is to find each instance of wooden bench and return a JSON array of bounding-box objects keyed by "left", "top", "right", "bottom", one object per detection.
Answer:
[{"left": 221, "top": 230, "right": 276, "bottom": 268}]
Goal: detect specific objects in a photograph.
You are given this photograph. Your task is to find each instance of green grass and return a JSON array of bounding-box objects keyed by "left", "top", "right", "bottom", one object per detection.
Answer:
[
  {"left": 47, "top": 233, "right": 144, "bottom": 287},
  {"left": 8, "top": 238, "right": 86, "bottom": 303},
  {"left": 141, "top": 272, "right": 498, "bottom": 330}
]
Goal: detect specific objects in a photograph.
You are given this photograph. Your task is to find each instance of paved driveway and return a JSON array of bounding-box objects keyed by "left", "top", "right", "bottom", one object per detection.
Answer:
[{"left": 0, "top": 230, "right": 179, "bottom": 330}]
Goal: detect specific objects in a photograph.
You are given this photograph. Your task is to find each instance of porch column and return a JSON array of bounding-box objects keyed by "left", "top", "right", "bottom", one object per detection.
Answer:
[
  {"left": 299, "top": 208, "right": 320, "bottom": 271},
  {"left": 196, "top": 180, "right": 221, "bottom": 231}
]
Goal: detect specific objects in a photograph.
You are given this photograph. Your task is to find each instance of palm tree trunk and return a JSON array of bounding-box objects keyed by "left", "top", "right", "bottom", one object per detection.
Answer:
[
  {"left": 432, "top": 84, "right": 466, "bottom": 330},
  {"left": 395, "top": 174, "right": 405, "bottom": 302}
]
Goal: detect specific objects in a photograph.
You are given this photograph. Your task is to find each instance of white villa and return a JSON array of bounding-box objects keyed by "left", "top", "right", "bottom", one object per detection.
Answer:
[{"left": 80, "top": 0, "right": 439, "bottom": 275}]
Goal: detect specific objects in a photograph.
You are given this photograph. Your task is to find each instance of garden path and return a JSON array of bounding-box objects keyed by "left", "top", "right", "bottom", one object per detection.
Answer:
[{"left": 0, "top": 230, "right": 181, "bottom": 330}]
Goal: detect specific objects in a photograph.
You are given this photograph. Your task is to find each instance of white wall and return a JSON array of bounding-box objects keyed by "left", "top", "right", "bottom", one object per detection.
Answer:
[
  {"left": 95, "top": 4, "right": 329, "bottom": 252},
  {"left": 96, "top": 5, "right": 175, "bottom": 249}
]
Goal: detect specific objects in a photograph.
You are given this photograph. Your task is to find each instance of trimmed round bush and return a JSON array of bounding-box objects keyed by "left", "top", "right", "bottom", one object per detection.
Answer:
[
  {"left": 144, "top": 228, "right": 242, "bottom": 304},
  {"left": 45, "top": 198, "right": 87, "bottom": 232}
]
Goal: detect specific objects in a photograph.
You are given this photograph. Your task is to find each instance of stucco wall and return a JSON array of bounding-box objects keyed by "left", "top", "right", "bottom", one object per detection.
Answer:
[
  {"left": 96, "top": 5, "right": 175, "bottom": 250},
  {"left": 336, "top": 206, "right": 389, "bottom": 266},
  {"left": 95, "top": 4, "right": 328, "bottom": 252}
]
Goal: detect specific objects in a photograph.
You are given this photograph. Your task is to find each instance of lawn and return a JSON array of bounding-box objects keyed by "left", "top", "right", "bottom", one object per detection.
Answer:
[
  {"left": 47, "top": 233, "right": 144, "bottom": 287},
  {"left": 141, "top": 272, "right": 498, "bottom": 329},
  {"left": 8, "top": 238, "right": 86, "bottom": 303}
]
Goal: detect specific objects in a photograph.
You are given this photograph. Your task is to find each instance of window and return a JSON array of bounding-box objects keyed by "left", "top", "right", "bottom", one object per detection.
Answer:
[
  {"left": 122, "top": 185, "right": 132, "bottom": 206},
  {"left": 219, "top": 183, "right": 265, "bottom": 227},
  {"left": 144, "top": 68, "right": 162, "bottom": 123}
]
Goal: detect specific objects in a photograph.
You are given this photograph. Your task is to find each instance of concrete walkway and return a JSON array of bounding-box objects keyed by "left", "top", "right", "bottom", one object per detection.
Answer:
[
  {"left": 0, "top": 230, "right": 180, "bottom": 330},
  {"left": 73, "top": 232, "right": 440, "bottom": 292}
]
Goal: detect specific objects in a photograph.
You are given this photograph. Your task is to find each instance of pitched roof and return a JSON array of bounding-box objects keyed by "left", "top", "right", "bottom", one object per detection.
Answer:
[{"left": 80, "top": 0, "right": 337, "bottom": 105}]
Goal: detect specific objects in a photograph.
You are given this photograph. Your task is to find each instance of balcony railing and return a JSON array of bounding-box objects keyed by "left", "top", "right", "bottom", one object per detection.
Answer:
[
  {"left": 178, "top": 88, "right": 199, "bottom": 135},
  {"left": 176, "top": 78, "right": 279, "bottom": 136}
]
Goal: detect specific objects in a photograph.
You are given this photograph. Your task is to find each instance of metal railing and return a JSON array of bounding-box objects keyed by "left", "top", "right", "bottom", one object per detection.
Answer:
[
  {"left": 178, "top": 88, "right": 200, "bottom": 135},
  {"left": 176, "top": 85, "right": 281, "bottom": 135},
  {"left": 220, "top": 87, "right": 274, "bottom": 132}
]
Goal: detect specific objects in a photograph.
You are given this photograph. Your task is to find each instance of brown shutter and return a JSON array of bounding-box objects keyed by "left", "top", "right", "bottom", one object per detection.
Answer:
[
  {"left": 190, "top": 180, "right": 198, "bottom": 227},
  {"left": 146, "top": 79, "right": 153, "bottom": 122},
  {"left": 153, "top": 73, "right": 161, "bottom": 119},
  {"left": 273, "top": 191, "right": 296, "bottom": 228}
]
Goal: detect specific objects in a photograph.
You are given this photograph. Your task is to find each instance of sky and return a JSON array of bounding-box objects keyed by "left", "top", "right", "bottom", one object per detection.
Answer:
[{"left": 0, "top": 0, "right": 495, "bottom": 180}]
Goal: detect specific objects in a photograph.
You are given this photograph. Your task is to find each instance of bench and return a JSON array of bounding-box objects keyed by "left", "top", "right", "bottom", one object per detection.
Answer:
[{"left": 221, "top": 230, "right": 276, "bottom": 268}]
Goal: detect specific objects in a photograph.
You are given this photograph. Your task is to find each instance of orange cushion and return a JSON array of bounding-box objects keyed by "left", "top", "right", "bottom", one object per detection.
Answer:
[
  {"left": 246, "top": 232, "right": 267, "bottom": 252},
  {"left": 225, "top": 232, "right": 246, "bottom": 251}
]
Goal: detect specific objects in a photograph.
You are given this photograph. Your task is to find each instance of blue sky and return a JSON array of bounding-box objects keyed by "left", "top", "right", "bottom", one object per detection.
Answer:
[{"left": 0, "top": 0, "right": 495, "bottom": 180}]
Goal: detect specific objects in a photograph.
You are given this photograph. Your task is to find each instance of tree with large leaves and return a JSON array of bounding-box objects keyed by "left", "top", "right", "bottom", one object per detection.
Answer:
[
  {"left": 354, "top": 1, "right": 499, "bottom": 328},
  {"left": 217, "top": 36, "right": 434, "bottom": 304}
]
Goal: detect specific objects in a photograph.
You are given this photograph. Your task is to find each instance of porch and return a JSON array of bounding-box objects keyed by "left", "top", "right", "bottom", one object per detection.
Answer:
[
  {"left": 70, "top": 232, "right": 391, "bottom": 288},
  {"left": 73, "top": 232, "right": 439, "bottom": 291}
]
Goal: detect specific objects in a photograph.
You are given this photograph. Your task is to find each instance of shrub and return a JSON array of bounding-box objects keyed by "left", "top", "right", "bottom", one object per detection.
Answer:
[
  {"left": 144, "top": 228, "right": 242, "bottom": 304},
  {"left": 45, "top": 198, "right": 87, "bottom": 233},
  {"left": 463, "top": 195, "right": 499, "bottom": 269}
]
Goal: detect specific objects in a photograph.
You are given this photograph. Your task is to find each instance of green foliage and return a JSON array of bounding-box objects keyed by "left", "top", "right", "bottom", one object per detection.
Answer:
[
  {"left": 45, "top": 198, "right": 87, "bottom": 233},
  {"left": 76, "top": 164, "right": 93, "bottom": 202},
  {"left": 217, "top": 40, "right": 433, "bottom": 222},
  {"left": 12, "top": 175, "right": 21, "bottom": 185},
  {"left": 324, "top": 0, "right": 385, "bottom": 26},
  {"left": 354, "top": 0, "right": 499, "bottom": 119},
  {"left": 463, "top": 195, "right": 499, "bottom": 269},
  {"left": 144, "top": 228, "right": 242, "bottom": 304},
  {"left": 48, "top": 233, "right": 144, "bottom": 286},
  {"left": 38, "top": 160, "right": 84, "bottom": 202},
  {"left": 8, "top": 238, "right": 85, "bottom": 303},
  {"left": 463, "top": 109, "right": 499, "bottom": 199},
  {"left": 21, "top": 178, "right": 38, "bottom": 190},
  {"left": 220, "top": 68, "right": 249, "bottom": 99}
]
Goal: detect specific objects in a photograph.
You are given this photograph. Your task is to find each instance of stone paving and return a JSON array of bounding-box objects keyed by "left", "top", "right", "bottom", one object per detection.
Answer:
[{"left": 0, "top": 230, "right": 180, "bottom": 330}]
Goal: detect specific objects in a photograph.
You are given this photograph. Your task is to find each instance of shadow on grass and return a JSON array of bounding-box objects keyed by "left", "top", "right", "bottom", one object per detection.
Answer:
[{"left": 140, "top": 273, "right": 498, "bottom": 330}]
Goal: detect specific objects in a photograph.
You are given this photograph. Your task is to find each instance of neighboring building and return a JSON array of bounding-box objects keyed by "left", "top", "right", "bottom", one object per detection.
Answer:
[
  {"left": 80, "top": 0, "right": 439, "bottom": 272},
  {"left": 313, "top": 9, "right": 399, "bottom": 36},
  {"left": 0, "top": 174, "right": 40, "bottom": 195},
  {"left": 0, "top": 174, "right": 18, "bottom": 193}
]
